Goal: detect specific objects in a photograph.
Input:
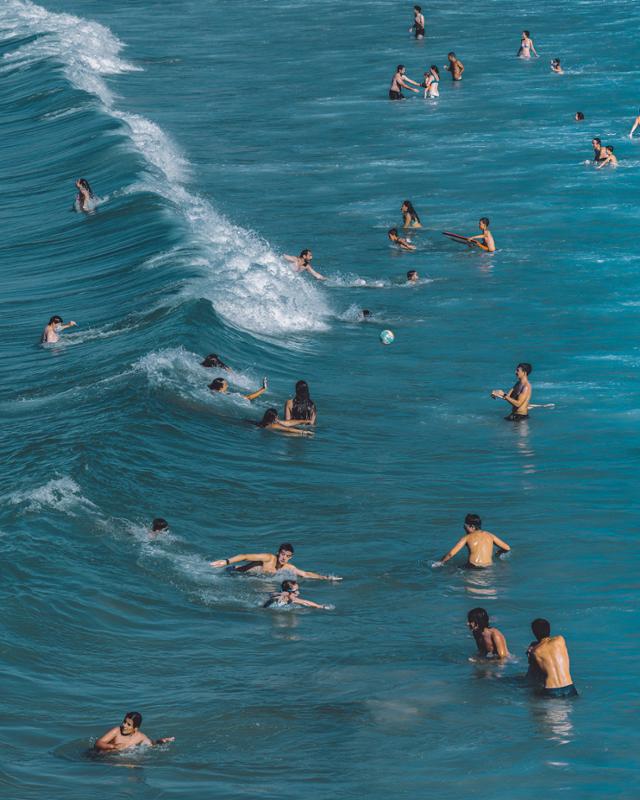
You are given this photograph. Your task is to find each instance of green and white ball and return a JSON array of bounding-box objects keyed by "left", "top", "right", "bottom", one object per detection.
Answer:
[{"left": 380, "top": 329, "right": 395, "bottom": 345}]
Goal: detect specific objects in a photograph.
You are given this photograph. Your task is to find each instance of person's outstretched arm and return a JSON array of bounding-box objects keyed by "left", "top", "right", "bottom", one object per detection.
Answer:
[
  {"left": 210, "top": 553, "right": 270, "bottom": 568},
  {"left": 292, "top": 564, "right": 342, "bottom": 581},
  {"left": 244, "top": 377, "right": 267, "bottom": 401},
  {"left": 293, "top": 597, "right": 329, "bottom": 609},
  {"left": 304, "top": 265, "right": 327, "bottom": 281},
  {"left": 438, "top": 535, "right": 468, "bottom": 564}
]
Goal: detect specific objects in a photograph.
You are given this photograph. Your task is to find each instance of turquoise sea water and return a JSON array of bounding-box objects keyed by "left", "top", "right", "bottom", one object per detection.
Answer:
[{"left": 1, "top": 1, "right": 639, "bottom": 797}]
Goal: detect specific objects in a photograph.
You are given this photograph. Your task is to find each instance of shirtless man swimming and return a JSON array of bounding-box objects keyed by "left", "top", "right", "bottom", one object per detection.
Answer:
[
  {"left": 263, "top": 580, "right": 330, "bottom": 609},
  {"left": 467, "top": 607, "right": 510, "bottom": 659},
  {"left": 389, "top": 65, "right": 420, "bottom": 100},
  {"left": 283, "top": 250, "right": 326, "bottom": 281},
  {"left": 491, "top": 362, "right": 532, "bottom": 420},
  {"left": 435, "top": 513, "right": 511, "bottom": 568},
  {"left": 444, "top": 52, "right": 464, "bottom": 81},
  {"left": 210, "top": 542, "right": 342, "bottom": 580},
  {"left": 41, "top": 315, "right": 77, "bottom": 343},
  {"left": 527, "top": 618, "right": 578, "bottom": 697},
  {"left": 94, "top": 712, "right": 174, "bottom": 752}
]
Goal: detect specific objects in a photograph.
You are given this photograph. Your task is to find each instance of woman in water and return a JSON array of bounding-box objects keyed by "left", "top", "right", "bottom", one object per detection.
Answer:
[
  {"left": 254, "top": 408, "right": 314, "bottom": 437},
  {"left": 401, "top": 200, "right": 422, "bottom": 228},
  {"left": 284, "top": 380, "right": 317, "bottom": 424},
  {"left": 41, "top": 315, "right": 77, "bottom": 344},
  {"left": 518, "top": 31, "right": 538, "bottom": 59},
  {"left": 629, "top": 109, "right": 640, "bottom": 138},
  {"left": 550, "top": 58, "right": 563, "bottom": 74},
  {"left": 423, "top": 65, "right": 440, "bottom": 98},
  {"left": 74, "top": 178, "right": 94, "bottom": 212}
]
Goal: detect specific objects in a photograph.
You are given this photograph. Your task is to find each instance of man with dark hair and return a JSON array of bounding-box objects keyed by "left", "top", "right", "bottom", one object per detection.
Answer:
[
  {"left": 263, "top": 579, "right": 330, "bottom": 609},
  {"left": 467, "top": 608, "right": 510, "bottom": 659},
  {"left": 409, "top": 5, "right": 425, "bottom": 39},
  {"left": 435, "top": 514, "right": 511, "bottom": 568},
  {"left": 407, "top": 270, "right": 419, "bottom": 283},
  {"left": 208, "top": 376, "right": 267, "bottom": 401},
  {"left": 527, "top": 619, "right": 578, "bottom": 697},
  {"left": 95, "top": 712, "right": 174, "bottom": 752},
  {"left": 201, "top": 353, "right": 230, "bottom": 370},
  {"left": 283, "top": 249, "right": 326, "bottom": 280},
  {"left": 389, "top": 65, "right": 420, "bottom": 100},
  {"left": 445, "top": 52, "right": 464, "bottom": 81},
  {"left": 151, "top": 518, "right": 169, "bottom": 534},
  {"left": 491, "top": 362, "right": 532, "bottom": 420},
  {"left": 41, "top": 315, "right": 77, "bottom": 344},
  {"left": 467, "top": 217, "right": 495, "bottom": 252},
  {"left": 209, "top": 543, "right": 341, "bottom": 580}
]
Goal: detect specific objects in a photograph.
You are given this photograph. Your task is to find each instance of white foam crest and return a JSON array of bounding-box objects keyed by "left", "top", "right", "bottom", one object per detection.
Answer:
[
  {"left": 111, "top": 110, "right": 188, "bottom": 183},
  {"left": 3, "top": 476, "right": 96, "bottom": 515}
]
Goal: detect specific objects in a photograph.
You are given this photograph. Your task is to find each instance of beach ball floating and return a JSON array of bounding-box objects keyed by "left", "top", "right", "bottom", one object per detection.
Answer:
[{"left": 380, "top": 329, "right": 395, "bottom": 345}]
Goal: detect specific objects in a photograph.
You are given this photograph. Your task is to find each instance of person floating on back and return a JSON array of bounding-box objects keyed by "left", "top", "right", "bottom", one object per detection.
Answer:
[
  {"left": 527, "top": 618, "right": 578, "bottom": 697},
  {"left": 41, "top": 315, "right": 77, "bottom": 344},
  {"left": 284, "top": 249, "right": 326, "bottom": 281},
  {"left": 388, "top": 228, "right": 416, "bottom": 251},
  {"left": 94, "top": 712, "right": 174, "bottom": 752},
  {"left": 210, "top": 542, "right": 341, "bottom": 580},
  {"left": 491, "top": 362, "right": 532, "bottom": 420},
  {"left": 263, "top": 579, "right": 331, "bottom": 609},
  {"left": 467, "top": 607, "right": 510, "bottom": 659},
  {"left": 434, "top": 513, "right": 511, "bottom": 569},
  {"left": 209, "top": 376, "right": 267, "bottom": 401}
]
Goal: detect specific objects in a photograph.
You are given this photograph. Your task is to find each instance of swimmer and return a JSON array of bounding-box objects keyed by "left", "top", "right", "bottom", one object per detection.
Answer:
[
  {"left": 518, "top": 30, "right": 539, "bottom": 59},
  {"left": 201, "top": 353, "right": 230, "bottom": 370},
  {"left": 629, "top": 109, "right": 640, "bottom": 138},
  {"left": 596, "top": 145, "right": 618, "bottom": 169},
  {"left": 94, "top": 712, "right": 174, "bottom": 752},
  {"left": 491, "top": 361, "right": 532, "bottom": 420},
  {"left": 151, "top": 518, "right": 169, "bottom": 534},
  {"left": 526, "top": 618, "right": 578, "bottom": 697},
  {"left": 388, "top": 228, "right": 416, "bottom": 251},
  {"left": 467, "top": 608, "right": 510, "bottom": 659},
  {"left": 254, "top": 408, "right": 314, "bottom": 436},
  {"left": 74, "top": 178, "right": 94, "bottom": 212},
  {"left": 263, "top": 580, "right": 330, "bottom": 609},
  {"left": 210, "top": 542, "right": 342, "bottom": 580},
  {"left": 434, "top": 513, "right": 511, "bottom": 568},
  {"left": 409, "top": 5, "right": 425, "bottom": 39},
  {"left": 284, "top": 380, "right": 317, "bottom": 424},
  {"left": 423, "top": 65, "right": 440, "bottom": 98},
  {"left": 283, "top": 250, "right": 326, "bottom": 281},
  {"left": 467, "top": 217, "right": 496, "bottom": 252},
  {"left": 575, "top": 111, "right": 584, "bottom": 122},
  {"left": 592, "top": 137, "right": 604, "bottom": 162},
  {"left": 550, "top": 58, "right": 564, "bottom": 74},
  {"left": 406, "top": 270, "right": 419, "bottom": 283},
  {"left": 401, "top": 200, "right": 422, "bottom": 228},
  {"left": 209, "top": 376, "right": 267, "bottom": 401},
  {"left": 41, "top": 315, "right": 77, "bottom": 344},
  {"left": 444, "top": 52, "right": 464, "bottom": 81},
  {"left": 389, "top": 65, "right": 420, "bottom": 100},
  {"left": 359, "top": 308, "right": 372, "bottom": 320}
]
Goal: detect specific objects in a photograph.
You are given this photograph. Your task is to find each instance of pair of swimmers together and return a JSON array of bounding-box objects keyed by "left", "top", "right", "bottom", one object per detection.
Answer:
[
  {"left": 592, "top": 138, "right": 618, "bottom": 169},
  {"left": 467, "top": 609, "right": 578, "bottom": 698},
  {"left": 389, "top": 55, "right": 464, "bottom": 100}
]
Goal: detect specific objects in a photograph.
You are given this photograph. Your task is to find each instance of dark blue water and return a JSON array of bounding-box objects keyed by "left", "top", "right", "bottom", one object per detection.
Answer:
[{"left": 1, "top": 1, "right": 639, "bottom": 797}]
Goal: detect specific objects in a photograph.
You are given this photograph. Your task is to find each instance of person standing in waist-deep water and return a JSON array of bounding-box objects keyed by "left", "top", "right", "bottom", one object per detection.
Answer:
[
  {"left": 263, "top": 580, "right": 331, "bottom": 610},
  {"left": 409, "top": 5, "right": 425, "bottom": 39},
  {"left": 389, "top": 65, "right": 420, "bottom": 100},
  {"left": 444, "top": 52, "right": 464, "bottom": 81},
  {"left": 74, "top": 178, "right": 94, "bottom": 212},
  {"left": 401, "top": 200, "right": 422, "bottom": 228},
  {"left": 491, "top": 362, "right": 532, "bottom": 420},
  {"left": 467, "top": 217, "right": 495, "bottom": 252},
  {"left": 284, "top": 380, "right": 317, "bottom": 424},
  {"left": 434, "top": 513, "right": 511, "bottom": 568},
  {"left": 592, "top": 137, "right": 604, "bottom": 162},
  {"left": 527, "top": 618, "right": 578, "bottom": 698},
  {"left": 467, "top": 608, "right": 511, "bottom": 659},
  {"left": 41, "top": 315, "right": 77, "bottom": 344},
  {"left": 94, "top": 712, "right": 174, "bottom": 752},
  {"left": 283, "top": 249, "right": 327, "bottom": 281},
  {"left": 423, "top": 65, "right": 440, "bottom": 98},
  {"left": 517, "top": 30, "right": 539, "bottom": 59}
]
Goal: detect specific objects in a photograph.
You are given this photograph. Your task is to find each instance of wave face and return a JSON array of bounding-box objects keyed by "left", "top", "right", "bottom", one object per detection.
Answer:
[{"left": 2, "top": 0, "right": 640, "bottom": 798}]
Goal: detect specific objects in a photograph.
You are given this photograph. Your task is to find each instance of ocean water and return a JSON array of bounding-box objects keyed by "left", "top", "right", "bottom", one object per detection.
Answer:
[{"left": 1, "top": 0, "right": 639, "bottom": 797}]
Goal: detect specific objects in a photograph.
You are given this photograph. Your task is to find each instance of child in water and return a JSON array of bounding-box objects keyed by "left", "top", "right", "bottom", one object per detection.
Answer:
[
  {"left": 263, "top": 580, "right": 330, "bottom": 609},
  {"left": 388, "top": 228, "right": 416, "bottom": 251}
]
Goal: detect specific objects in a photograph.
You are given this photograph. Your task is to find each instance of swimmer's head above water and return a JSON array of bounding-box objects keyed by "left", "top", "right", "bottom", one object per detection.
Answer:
[
  {"left": 201, "top": 353, "right": 230, "bottom": 370},
  {"left": 257, "top": 408, "right": 279, "bottom": 427},
  {"left": 531, "top": 618, "right": 551, "bottom": 641},
  {"left": 277, "top": 544, "right": 294, "bottom": 568},
  {"left": 407, "top": 270, "right": 419, "bottom": 282},
  {"left": 48, "top": 315, "right": 63, "bottom": 326},
  {"left": 464, "top": 513, "right": 482, "bottom": 532},
  {"left": 467, "top": 607, "right": 490, "bottom": 632},
  {"left": 120, "top": 712, "right": 142, "bottom": 735},
  {"left": 281, "top": 579, "right": 299, "bottom": 594},
  {"left": 151, "top": 518, "right": 169, "bottom": 533},
  {"left": 299, "top": 248, "right": 312, "bottom": 265},
  {"left": 75, "top": 178, "right": 93, "bottom": 196},
  {"left": 575, "top": 111, "right": 584, "bottom": 121},
  {"left": 209, "top": 377, "right": 228, "bottom": 393},
  {"left": 516, "top": 362, "right": 532, "bottom": 378}
]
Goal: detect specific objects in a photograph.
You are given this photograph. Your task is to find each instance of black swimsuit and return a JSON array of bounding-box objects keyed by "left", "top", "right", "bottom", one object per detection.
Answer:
[{"left": 291, "top": 397, "right": 316, "bottom": 421}]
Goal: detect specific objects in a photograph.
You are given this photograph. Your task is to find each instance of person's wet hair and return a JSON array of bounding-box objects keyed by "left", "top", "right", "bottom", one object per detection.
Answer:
[
  {"left": 467, "top": 607, "right": 490, "bottom": 630},
  {"left": 414, "top": 4, "right": 422, "bottom": 11},
  {"left": 592, "top": 137, "right": 601, "bottom": 145},
  {"left": 575, "top": 111, "right": 584, "bottom": 121},
  {"left": 278, "top": 543, "right": 294, "bottom": 555},
  {"left": 430, "top": 65, "right": 440, "bottom": 77},
  {"left": 361, "top": 309, "right": 371, "bottom": 317},
  {"left": 77, "top": 178, "right": 94, "bottom": 196},
  {"left": 49, "top": 315, "right": 63, "bottom": 325},
  {"left": 465, "top": 513, "right": 482, "bottom": 529},
  {"left": 282, "top": 580, "right": 297, "bottom": 591},
  {"left": 517, "top": 362, "right": 532, "bottom": 375},
  {"left": 125, "top": 711, "right": 142, "bottom": 729},
  {"left": 201, "top": 353, "right": 229, "bottom": 369},
  {"left": 531, "top": 618, "right": 551, "bottom": 640},
  {"left": 523, "top": 30, "right": 530, "bottom": 37},
  {"left": 407, "top": 270, "right": 418, "bottom": 280},
  {"left": 402, "top": 200, "right": 421, "bottom": 224},
  {"left": 448, "top": 51, "right": 456, "bottom": 58},
  {"left": 152, "top": 518, "right": 169, "bottom": 532},
  {"left": 209, "top": 378, "right": 225, "bottom": 391},
  {"left": 295, "top": 380, "right": 310, "bottom": 401},
  {"left": 299, "top": 249, "right": 311, "bottom": 259},
  {"left": 607, "top": 145, "right": 615, "bottom": 153},
  {"left": 551, "top": 58, "right": 561, "bottom": 66},
  {"left": 257, "top": 408, "right": 278, "bottom": 427},
  {"left": 388, "top": 228, "right": 398, "bottom": 237},
  {"left": 397, "top": 65, "right": 404, "bottom": 72},
  {"left": 480, "top": 217, "right": 490, "bottom": 227}
]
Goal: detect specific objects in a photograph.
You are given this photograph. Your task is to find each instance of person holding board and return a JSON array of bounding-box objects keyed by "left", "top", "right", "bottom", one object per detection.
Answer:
[
  {"left": 491, "top": 362, "right": 532, "bottom": 420},
  {"left": 442, "top": 218, "right": 495, "bottom": 252}
]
